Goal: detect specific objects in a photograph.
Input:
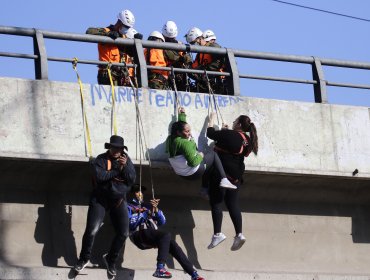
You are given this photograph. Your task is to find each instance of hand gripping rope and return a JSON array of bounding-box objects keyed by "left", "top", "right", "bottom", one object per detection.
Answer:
[
  {"left": 125, "top": 64, "right": 156, "bottom": 201},
  {"left": 106, "top": 63, "right": 118, "bottom": 136},
  {"left": 72, "top": 58, "right": 93, "bottom": 159}
]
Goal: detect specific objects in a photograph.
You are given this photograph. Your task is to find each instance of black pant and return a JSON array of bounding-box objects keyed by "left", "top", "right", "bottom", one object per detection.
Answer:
[
  {"left": 79, "top": 194, "right": 129, "bottom": 264},
  {"left": 209, "top": 181, "right": 242, "bottom": 235},
  {"left": 131, "top": 228, "right": 195, "bottom": 275}
]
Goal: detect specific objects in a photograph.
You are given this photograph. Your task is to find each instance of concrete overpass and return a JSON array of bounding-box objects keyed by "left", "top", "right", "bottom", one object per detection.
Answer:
[{"left": 1, "top": 77, "right": 370, "bottom": 279}]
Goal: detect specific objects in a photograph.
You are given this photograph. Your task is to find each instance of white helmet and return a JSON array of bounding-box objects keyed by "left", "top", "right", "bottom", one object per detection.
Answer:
[
  {"left": 185, "top": 27, "right": 203, "bottom": 43},
  {"left": 162, "top": 21, "right": 178, "bottom": 38},
  {"left": 117, "top": 9, "right": 135, "bottom": 27},
  {"left": 149, "top": 31, "right": 165, "bottom": 42},
  {"left": 121, "top": 27, "right": 137, "bottom": 39},
  {"left": 203, "top": 29, "right": 216, "bottom": 42}
]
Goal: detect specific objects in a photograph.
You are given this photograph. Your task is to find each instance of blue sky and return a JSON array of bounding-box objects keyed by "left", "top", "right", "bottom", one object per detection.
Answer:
[{"left": 0, "top": 0, "right": 369, "bottom": 106}]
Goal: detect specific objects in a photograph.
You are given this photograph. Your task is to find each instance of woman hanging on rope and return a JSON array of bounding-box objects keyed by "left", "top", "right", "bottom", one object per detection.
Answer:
[
  {"left": 206, "top": 112, "right": 258, "bottom": 251},
  {"left": 165, "top": 107, "right": 236, "bottom": 198}
]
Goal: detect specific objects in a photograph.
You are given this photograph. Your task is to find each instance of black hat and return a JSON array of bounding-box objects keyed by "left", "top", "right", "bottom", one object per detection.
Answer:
[
  {"left": 131, "top": 184, "right": 147, "bottom": 193},
  {"left": 104, "top": 135, "right": 128, "bottom": 150}
]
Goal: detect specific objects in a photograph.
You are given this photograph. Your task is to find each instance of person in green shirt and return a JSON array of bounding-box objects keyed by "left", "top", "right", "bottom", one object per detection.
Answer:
[{"left": 165, "top": 107, "right": 236, "bottom": 198}]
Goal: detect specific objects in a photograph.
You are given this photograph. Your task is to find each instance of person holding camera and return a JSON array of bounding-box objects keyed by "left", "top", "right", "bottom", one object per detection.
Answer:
[
  {"left": 74, "top": 135, "right": 136, "bottom": 278},
  {"left": 86, "top": 9, "right": 143, "bottom": 86}
]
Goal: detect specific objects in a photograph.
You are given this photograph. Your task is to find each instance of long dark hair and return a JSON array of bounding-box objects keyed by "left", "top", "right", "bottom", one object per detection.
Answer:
[
  {"left": 170, "top": 121, "right": 187, "bottom": 138},
  {"left": 237, "top": 115, "right": 258, "bottom": 155}
]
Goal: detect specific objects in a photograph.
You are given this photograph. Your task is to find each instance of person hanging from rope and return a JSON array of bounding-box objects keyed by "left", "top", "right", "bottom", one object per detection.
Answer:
[
  {"left": 161, "top": 21, "right": 193, "bottom": 92},
  {"left": 74, "top": 135, "right": 136, "bottom": 278},
  {"left": 206, "top": 113, "right": 258, "bottom": 251},
  {"left": 144, "top": 31, "right": 169, "bottom": 90},
  {"left": 185, "top": 28, "right": 226, "bottom": 95},
  {"left": 86, "top": 9, "right": 142, "bottom": 86},
  {"left": 128, "top": 185, "right": 205, "bottom": 280},
  {"left": 165, "top": 107, "right": 236, "bottom": 199}
]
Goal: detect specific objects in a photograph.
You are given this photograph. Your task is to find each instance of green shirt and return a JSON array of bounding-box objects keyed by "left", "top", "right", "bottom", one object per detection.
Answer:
[{"left": 165, "top": 112, "right": 203, "bottom": 167}]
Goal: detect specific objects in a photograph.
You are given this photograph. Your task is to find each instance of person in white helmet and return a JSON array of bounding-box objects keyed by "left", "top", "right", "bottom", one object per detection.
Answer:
[
  {"left": 185, "top": 28, "right": 227, "bottom": 94},
  {"left": 144, "top": 31, "right": 168, "bottom": 89},
  {"left": 161, "top": 21, "right": 192, "bottom": 91},
  {"left": 86, "top": 10, "right": 142, "bottom": 86}
]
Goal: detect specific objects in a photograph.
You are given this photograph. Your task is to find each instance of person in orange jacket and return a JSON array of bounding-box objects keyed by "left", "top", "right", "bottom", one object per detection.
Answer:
[
  {"left": 185, "top": 28, "right": 226, "bottom": 94},
  {"left": 86, "top": 10, "right": 142, "bottom": 86},
  {"left": 144, "top": 31, "right": 168, "bottom": 90}
]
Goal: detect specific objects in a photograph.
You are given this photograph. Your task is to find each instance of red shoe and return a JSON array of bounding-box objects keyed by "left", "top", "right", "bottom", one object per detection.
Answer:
[
  {"left": 153, "top": 268, "right": 172, "bottom": 278},
  {"left": 192, "top": 276, "right": 205, "bottom": 280}
]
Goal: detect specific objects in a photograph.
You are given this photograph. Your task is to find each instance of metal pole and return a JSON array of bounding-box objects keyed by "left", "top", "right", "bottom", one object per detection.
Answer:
[
  {"left": 225, "top": 49, "right": 240, "bottom": 96},
  {"left": 312, "top": 57, "right": 327, "bottom": 103},
  {"left": 33, "top": 29, "right": 48, "bottom": 80},
  {"left": 133, "top": 39, "right": 148, "bottom": 88}
]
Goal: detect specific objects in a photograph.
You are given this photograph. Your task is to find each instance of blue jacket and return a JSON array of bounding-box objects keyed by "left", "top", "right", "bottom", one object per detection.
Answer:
[{"left": 127, "top": 198, "right": 166, "bottom": 232}]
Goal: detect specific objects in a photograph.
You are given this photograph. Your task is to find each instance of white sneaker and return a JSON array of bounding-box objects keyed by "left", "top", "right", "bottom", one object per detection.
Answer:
[
  {"left": 219, "top": 178, "right": 237, "bottom": 189},
  {"left": 207, "top": 232, "right": 226, "bottom": 249},
  {"left": 231, "top": 233, "right": 246, "bottom": 251}
]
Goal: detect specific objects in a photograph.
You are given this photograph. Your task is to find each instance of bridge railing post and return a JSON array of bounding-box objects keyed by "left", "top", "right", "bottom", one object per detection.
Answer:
[
  {"left": 133, "top": 39, "right": 148, "bottom": 88},
  {"left": 33, "top": 29, "right": 48, "bottom": 80},
  {"left": 225, "top": 48, "right": 240, "bottom": 96},
  {"left": 312, "top": 57, "right": 327, "bottom": 103}
]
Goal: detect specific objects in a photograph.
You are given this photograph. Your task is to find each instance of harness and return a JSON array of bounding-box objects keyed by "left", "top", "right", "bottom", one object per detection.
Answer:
[{"left": 214, "top": 132, "right": 251, "bottom": 157}]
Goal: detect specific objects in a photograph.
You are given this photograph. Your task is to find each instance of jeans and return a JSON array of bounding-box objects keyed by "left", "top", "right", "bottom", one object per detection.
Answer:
[
  {"left": 131, "top": 228, "right": 195, "bottom": 275},
  {"left": 79, "top": 194, "right": 129, "bottom": 264}
]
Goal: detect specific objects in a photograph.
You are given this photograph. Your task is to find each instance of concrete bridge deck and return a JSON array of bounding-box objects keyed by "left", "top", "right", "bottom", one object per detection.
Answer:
[{"left": 0, "top": 77, "right": 370, "bottom": 279}]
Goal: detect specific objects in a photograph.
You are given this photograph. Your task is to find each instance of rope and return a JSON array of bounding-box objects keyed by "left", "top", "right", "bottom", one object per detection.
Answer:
[
  {"left": 107, "top": 63, "right": 118, "bottom": 135},
  {"left": 170, "top": 66, "right": 181, "bottom": 118},
  {"left": 204, "top": 70, "right": 225, "bottom": 125},
  {"left": 72, "top": 58, "right": 93, "bottom": 159},
  {"left": 130, "top": 66, "right": 156, "bottom": 200}
]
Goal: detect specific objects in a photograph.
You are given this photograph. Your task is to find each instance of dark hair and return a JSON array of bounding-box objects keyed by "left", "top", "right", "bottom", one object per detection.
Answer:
[
  {"left": 237, "top": 115, "right": 258, "bottom": 155},
  {"left": 170, "top": 121, "right": 188, "bottom": 137}
]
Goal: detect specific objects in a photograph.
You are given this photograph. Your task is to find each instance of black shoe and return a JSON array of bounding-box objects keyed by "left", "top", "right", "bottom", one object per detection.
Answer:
[
  {"left": 74, "top": 258, "right": 89, "bottom": 272},
  {"left": 103, "top": 254, "right": 117, "bottom": 276}
]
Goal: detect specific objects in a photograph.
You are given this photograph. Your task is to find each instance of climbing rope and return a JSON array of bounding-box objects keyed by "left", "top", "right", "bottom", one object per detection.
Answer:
[
  {"left": 127, "top": 65, "right": 156, "bottom": 200},
  {"left": 106, "top": 63, "right": 118, "bottom": 136},
  {"left": 204, "top": 70, "right": 225, "bottom": 126},
  {"left": 170, "top": 66, "right": 181, "bottom": 119},
  {"left": 72, "top": 58, "right": 93, "bottom": 159}
]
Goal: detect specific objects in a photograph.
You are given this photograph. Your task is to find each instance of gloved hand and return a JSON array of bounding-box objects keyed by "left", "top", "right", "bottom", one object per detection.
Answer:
[
  {"left": 134, "top": 33, "right": 143, "bottom": 40},
  {"left": 108, "top": 31, "right": 120, "bottom": 40}
]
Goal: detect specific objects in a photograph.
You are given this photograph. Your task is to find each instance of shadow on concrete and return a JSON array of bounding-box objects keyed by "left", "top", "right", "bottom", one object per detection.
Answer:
[{"left": 34, "top": 193, "right": 77, "bottom": 266}]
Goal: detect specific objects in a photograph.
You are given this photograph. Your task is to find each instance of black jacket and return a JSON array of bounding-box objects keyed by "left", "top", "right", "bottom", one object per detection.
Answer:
[{"left": 92, "top": 151, "right": 136, "bottom": 200}]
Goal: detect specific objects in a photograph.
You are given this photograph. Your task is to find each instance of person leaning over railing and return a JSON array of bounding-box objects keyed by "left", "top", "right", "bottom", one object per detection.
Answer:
[
  {"left": 144, "top": 31, "right": 169, "bottom": 90},
  {"left": 185, "top": 28, "right": 227, "bottom": 95},
  {"left": 86, "top": 9, "right": 142, "bottom": 86},
  {"left": 161, "top": 21, "right": 193, "bottom": 92}
]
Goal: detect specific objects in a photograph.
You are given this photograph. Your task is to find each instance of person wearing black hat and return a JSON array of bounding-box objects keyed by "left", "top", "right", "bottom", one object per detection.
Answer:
[
  {"left": 127, "top": 186, "right": 205, "bottom": 280},
  {"left": 74, "top": 135, "right": 136, "bottom": 278}
]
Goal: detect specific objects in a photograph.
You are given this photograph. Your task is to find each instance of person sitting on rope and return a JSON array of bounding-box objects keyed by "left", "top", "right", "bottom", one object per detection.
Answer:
[
  {"left": 128, "top": 185, "right": 205, "bottom": 280},
  {"left": 161, "top": 21, "right": 193, "bottom": 92},
  {"left": 144, "top": 31, "right": 169, "bottom": 90},
  {"left": 185, "top": 28, "right": 226, "bottom": 94},
  {"left": 86, "top": 10, "right": 142, "bottom": 86},
  {"left": 165, "top": 107, "right": 236, "bottom": 199}
]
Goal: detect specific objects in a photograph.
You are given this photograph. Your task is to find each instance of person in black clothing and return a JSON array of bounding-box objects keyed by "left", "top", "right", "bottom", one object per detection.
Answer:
[
  {"left": 74, "top": 135, "right": 136, "bottom": 278},
  {"left": 127, "top": 185, "right": 205, "bottom": 280},
  {"left": 206, "top": 113, "right": 258, "bottom": 251}
]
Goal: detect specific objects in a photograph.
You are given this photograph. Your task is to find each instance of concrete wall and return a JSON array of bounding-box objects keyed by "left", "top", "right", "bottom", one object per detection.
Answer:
[
  {"left": 1, "top": 77, "right": 370, "bottom": 279},
  {"left": 1, "top": 77, "right": 369, "bottom": 178}
]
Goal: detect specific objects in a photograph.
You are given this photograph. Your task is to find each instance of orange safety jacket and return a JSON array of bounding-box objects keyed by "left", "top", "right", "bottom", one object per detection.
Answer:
[
  {"left": 98, "top": 27, "right": 122, "bottom": 64},
  {"left": 192, "top": 42, "right": 224, "bottom": 73},
  {"left": 144, "top": 48, "right": 168, "bottom": 78}
]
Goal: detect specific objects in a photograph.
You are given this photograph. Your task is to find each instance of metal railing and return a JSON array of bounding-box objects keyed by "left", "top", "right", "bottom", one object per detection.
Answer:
[{"left": 1, "top": 25, "right": 370, "bottom": 102}]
